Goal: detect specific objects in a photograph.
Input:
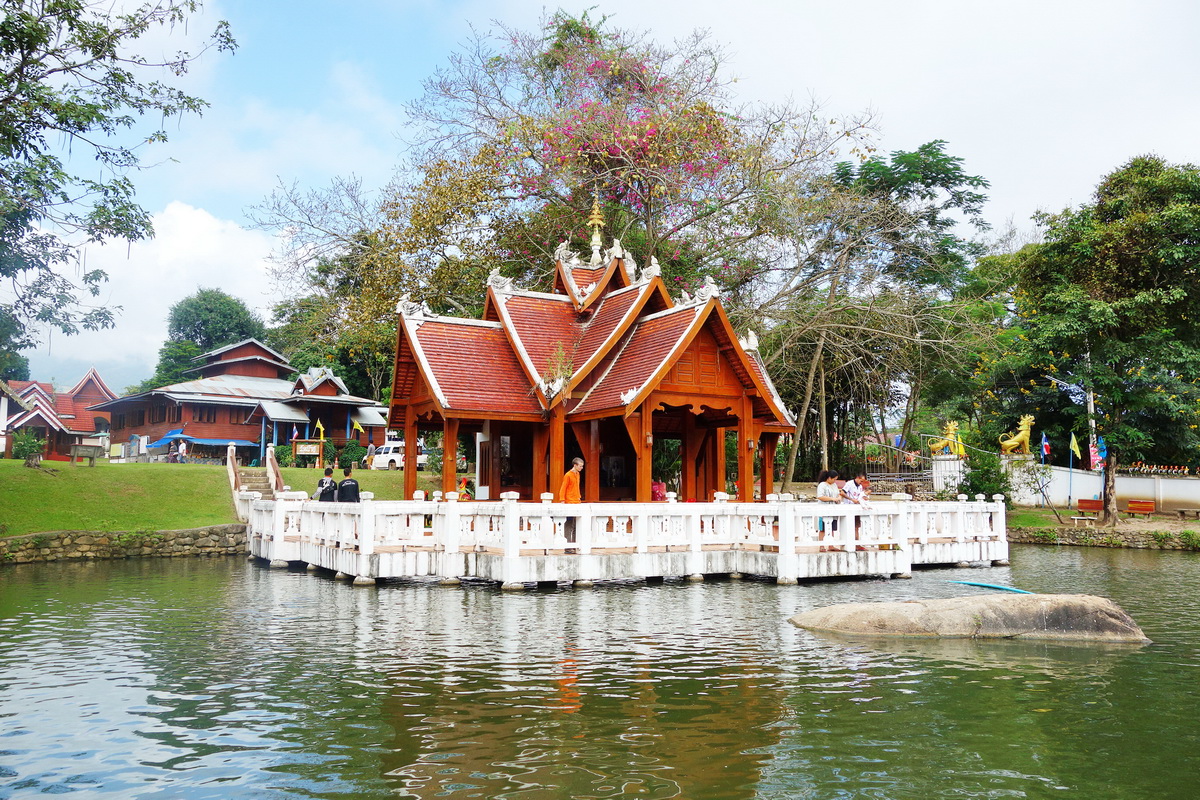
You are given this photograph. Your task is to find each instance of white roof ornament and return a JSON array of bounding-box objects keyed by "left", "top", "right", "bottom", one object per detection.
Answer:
[
  {"left": 640, "top": 257, "right": 661, "bottom": 284},
  {"left": 554, "top": 240, "right": 576, "bottom": 263},
  {"left": 739, "top": 330, "right": 759, "bottom": 352},
  {"left": 538, "top": 376, "right": 566, "bottom": 399},
  {"left": 620, "top": 387, "right": 640, "bottom": 406},
  {"left": 680, "top": 289, "right": 693, "bottom": 304},
  {"left": 693, "top": 275, "right": 720, "bottom": 304},
  {"left": 396, "top": 293, "right": 432, "bottom": 318},
  {"left": 487, "top": 267, "right": 514, "bottom": 294},
  {"left": 588, "top": 195, "right": 605, "bottom": 266},
  {"left": 581, "top": 282, "right": 597, "bottom": 296},
  {"left": 605, "top": 237, "right": 624, "bottom": 262}
]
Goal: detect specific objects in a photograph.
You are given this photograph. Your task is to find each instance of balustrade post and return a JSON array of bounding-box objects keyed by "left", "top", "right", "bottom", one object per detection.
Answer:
[
  {"left": 359, "top": 495, "right": 376, "bottom": 555},
  {"left": 776, "top": 495, "right": 798, "bottom": 585},
  {"left": 499, "top": 491, "right": 523, "bottom": 589},
  {"left": 634, "top": 508, "right": 649, "bottom": 554},
  {"left": 577, "top": 504, "right": 593, "bottom": 555}
]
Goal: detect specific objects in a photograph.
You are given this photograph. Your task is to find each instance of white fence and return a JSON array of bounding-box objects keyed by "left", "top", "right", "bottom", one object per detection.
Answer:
[
  {"left": 242, "top": 490, "right": 1008, "bottom": 587},
  {"left": 1002, "top": 459, "right": 1200, "bottom": 510}
]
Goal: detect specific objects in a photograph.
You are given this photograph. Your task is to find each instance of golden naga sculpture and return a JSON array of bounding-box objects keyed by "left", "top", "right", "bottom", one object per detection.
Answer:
[
  {"left": 928, "top": 421, "right": 965, "bottom": 456},
  {"left": 999, "top": 414, "right": 1035, "bottom": 455}
]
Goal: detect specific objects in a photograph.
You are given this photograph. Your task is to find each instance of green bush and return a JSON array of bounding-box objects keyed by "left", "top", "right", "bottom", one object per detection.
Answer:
[
  {"left": 340, "top": 441, "right": 366, "bottom": 469},
  {"left": 274, "top": 445, "right": 294, "bottom": 467},
  {"left": 12, "top": 430, "right": 44, "bottom": 462},
  {"left": 958, "top": 450, "right": 1012, "bottom": 504},
  {"left": 1180, "top": 530, "right": 1200, "bottom": 550}
]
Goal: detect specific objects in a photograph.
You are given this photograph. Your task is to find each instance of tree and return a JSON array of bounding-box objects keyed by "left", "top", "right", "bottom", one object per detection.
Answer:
[
  {"left": 129, "top": 340, "right": 201, "bottom": 392},
  {"left": 0, "top": 0, "right": 235, "bottom": 356},
  {"left": 1012, "top": 155, "right": 1200, "bottom": 524},
  {"left": 167, "top": 288, "right": 265, "bottom": 351}
]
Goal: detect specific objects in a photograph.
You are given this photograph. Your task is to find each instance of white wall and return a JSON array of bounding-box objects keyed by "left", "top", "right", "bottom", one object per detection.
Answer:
[{"left": 1006, "top": 459, "right": 1200, "bottom": 511}]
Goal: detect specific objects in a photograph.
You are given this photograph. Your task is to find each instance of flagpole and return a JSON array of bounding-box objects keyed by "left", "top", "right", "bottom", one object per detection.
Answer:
[{"left": 1068, "top": 442, "right": 1074, "bottom": 508}]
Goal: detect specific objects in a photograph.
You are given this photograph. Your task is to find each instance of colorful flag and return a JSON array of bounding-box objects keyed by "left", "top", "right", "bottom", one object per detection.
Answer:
[
  {"left": 315, "top": 419, "right": 325, "bottom": 438},
  {"left": 352, "top": 419, "right": 365, "bottom": 434},
  {"left": 1069, "top": 432, "right": 1081, "bottom": 459},
  {"left": 1041, "top": 432, "right": 1050, "bottom": 456},
  {"left": 291, "top": 424, "right": 298, "bottom": 440}
]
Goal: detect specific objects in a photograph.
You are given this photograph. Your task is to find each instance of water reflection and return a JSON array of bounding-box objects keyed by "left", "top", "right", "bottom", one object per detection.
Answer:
[{"left": 0, "top": 548, "right": 1198, "bottom": 799}]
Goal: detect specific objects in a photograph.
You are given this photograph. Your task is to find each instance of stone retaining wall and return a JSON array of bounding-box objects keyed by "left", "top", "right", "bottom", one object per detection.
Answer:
[
  {"left": 1008, "top": 526, "right": 1200, "bottom": 551},
  {"left": 1, "top": 524, "right": 248, "bottom": 565}
]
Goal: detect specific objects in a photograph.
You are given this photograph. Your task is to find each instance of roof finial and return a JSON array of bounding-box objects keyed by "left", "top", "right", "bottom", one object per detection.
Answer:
[{"left": 588, "top": 194, "right": 604, "bottom": 265}]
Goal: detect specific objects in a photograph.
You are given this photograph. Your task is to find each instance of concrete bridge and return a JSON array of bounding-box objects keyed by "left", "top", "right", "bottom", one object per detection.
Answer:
[{"left": 239, "top": 490, "right": 1008, "bottom": 589}]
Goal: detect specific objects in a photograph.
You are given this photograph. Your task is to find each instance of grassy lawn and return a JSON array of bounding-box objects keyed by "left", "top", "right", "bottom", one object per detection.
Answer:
[
  {"left": 1006, "top": 507, "right": 1065, "bottom": 529},
  {"left": 280, "top": 466, "right": 444, "bottom": 500},
  {"left": 0, "top": 459, "right": 455, "bottom": 537},
  {"left": 0, "top": 459, "right": 237, "bottom": 536}
]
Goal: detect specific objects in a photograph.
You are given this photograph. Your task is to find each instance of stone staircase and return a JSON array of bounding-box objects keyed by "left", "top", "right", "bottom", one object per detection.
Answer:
[{"left": 238, "top": 467, "right": 276, "bottom": 498}]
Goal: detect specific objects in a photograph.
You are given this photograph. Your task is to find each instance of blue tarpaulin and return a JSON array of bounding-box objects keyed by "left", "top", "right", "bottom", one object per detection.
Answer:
[
  {"left": 144, "top": 429, "right": 190, "bottom": 448},
  {"left": 188, "top": 438, "right": 259, "bottom": 448}
]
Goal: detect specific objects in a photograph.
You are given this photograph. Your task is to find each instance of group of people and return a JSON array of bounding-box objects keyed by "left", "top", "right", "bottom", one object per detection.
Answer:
[
  {"left": 814, "top": 468, "right": 871, "bottom": 537},
  {"left": 312, "top": 467, "right": 360, "bottom": 503}
]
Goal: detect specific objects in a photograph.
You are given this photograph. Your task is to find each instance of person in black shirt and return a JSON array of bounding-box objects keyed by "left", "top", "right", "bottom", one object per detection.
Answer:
[
  {"left": 337, "top": 467, "right": 360, "bottom": 502},
  {"left": 312, "top": 467, "right": 337, "bottom": 502}
]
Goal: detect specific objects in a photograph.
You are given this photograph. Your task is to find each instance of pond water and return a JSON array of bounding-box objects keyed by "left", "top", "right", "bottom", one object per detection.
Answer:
[{"left": 1, "top": 546, "right": 1198, "bottom": 799}]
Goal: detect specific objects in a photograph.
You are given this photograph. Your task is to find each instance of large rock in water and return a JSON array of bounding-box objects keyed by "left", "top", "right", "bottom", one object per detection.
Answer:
[{"left": 790, "top": 594, "right": 1149, "bottom": 643}]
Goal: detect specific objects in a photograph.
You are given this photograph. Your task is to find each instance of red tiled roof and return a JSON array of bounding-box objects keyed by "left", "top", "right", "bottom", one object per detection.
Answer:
[
  {"left": 498, "top": 294, "right": 581, "bottom": 380},
  {"left": 571, "top": 307, "right": 701, "bottom": 415},
  {"left": 574, "top": 285, "right": 640, "bottom": 369},
  {"left": 411, "top": 319, "right": 544, "bottom": 416}
]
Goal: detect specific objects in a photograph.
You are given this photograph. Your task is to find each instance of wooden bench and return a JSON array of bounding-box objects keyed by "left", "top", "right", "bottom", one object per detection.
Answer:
[
  {"left": 1176, "top": 508, "right": 1200, "bottom": 519},
  {"left": 1125, "top": 499, "right": 1156, "bottom": 519},
  {"left": 1071, "top": 498, "right": 1104, "bottom": 527}
]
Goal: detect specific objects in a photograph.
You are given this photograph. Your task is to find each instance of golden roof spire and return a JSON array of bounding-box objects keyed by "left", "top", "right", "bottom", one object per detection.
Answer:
[{"left": 588, "top": 194, "right": 605, "bottom": 265}]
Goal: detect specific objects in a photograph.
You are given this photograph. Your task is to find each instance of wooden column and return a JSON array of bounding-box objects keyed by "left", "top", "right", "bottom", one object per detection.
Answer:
[
  {"left": 571, "top": 420, "right": 600, "bottom": 502},
  {"left": 442, "top": 417, "right": 460, "bottom": 496},
  {"left": 532, "top": 424, "right": 548, "bottom": 499},
  {"left": 623, "top": 404, "right": 653, "bottom": 502},
  {"left": 549, "top": 404, "right": 566, "bottom": 500},
  {"left": 759, "top": 433, "right": 778, "bottom": 500},
  {"left": 738, "top": 397, "right": 755, "bottom": 502},
  {"left": 713, "top": 427, "right": 726, "bottom": 500},
  {"left": 681, "top": 411, "right": 697, "bottom": 502},
  {"left": 403, "top": 405, "right": 418, "bottom": 500}
]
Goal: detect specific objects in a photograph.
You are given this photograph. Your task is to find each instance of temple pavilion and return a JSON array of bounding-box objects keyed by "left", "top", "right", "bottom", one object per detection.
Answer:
[{"left": 387, "top": 210, "right": 794, "bottom": 503}]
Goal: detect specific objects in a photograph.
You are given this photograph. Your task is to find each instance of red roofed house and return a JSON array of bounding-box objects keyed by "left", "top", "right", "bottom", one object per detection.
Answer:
[
  {"left": 90, "top": 339, "right": 386, "bottom": 461},
  {"left": 388, "top": 212, "right": 794, "bottom": 502},
  {"left": 2, "top": 368, "right": 117, "bottom": 460}
]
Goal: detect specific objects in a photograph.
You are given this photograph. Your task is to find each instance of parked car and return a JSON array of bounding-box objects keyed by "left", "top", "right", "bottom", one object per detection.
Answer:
[{"left": 370, "top": 442, "right": 428, "bottom": 470}]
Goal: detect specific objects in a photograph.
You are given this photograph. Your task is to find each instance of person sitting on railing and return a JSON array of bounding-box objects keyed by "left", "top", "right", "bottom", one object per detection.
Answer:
[
  {"left": 816, "top": 469, "right": 840, "bottom": 548},
  {"left": 842, "top": 471, "right": 870, "bottom": 547}
]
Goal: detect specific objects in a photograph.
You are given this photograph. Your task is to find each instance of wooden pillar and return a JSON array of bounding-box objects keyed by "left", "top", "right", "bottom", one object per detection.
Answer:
[
  {"left": 681, "top": 411, "right": 697, "bottom": 502},
  {"left": 622, "top": 404, "right": 653, "bottom": 502},
  {"left": 442, "top": 417, "right": 460, "bottom": 496},
  {"left": 532, "top": 424, "right": 548, "bottom": 499},
  {"left": 571, "top": 420, "right": 600, "bottom": 502},
  {"left": 403, "top": 405, "right": 418, "bottom": 500},
  {"left": 760, "top": 433, "right": 778, "bottom": 500},
  {"left": 737, "top": 397, "right": 756, "bottom": 502},
  {"left": 713, "top": 427, "right": 726, "bottom": 499},
  {"left": 549, "top": 404, "right": 566, "bottom": 499}
]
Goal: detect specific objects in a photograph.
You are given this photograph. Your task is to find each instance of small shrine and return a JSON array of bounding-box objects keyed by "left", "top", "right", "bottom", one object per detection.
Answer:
[{"left": 387, "top": 205, "right": 794, "bottom": 502}]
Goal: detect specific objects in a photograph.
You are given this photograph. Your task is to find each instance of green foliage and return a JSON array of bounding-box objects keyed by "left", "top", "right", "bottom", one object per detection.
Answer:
[
  {"left": 1150, "top": 531, "right": 1175, "bottom": 545},
  {"left": 11, "top": 429, "right": 44, "bottom": 462},
  {"left": 1179, "top": 530, "right": 1200, "bottom": 550},
  {"left": 130, "top": 340, "right": 203, "bottom": 392},
  {"left": 0, "top": 1, "right": 235, "bottom": 354},
  {"left": 1030, "top": 530, "right": 1060, "bottom": 543},
  {"left": 167, "top": 288, "right": 266, "bottom": 351},
  {"left": 274, "top": 445, "right": 294, "bottom": 468},
  {"left": 0, "top": 350, "right": 29, "bottom": 381},
  {"left": 339, "top": 441, "right": 366, "bottom": 469}
]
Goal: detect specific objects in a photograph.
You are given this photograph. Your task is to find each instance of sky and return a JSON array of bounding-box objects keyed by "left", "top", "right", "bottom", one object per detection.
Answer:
[{"left": 24, "top": 0, "right": 1200, "bottom": 392}]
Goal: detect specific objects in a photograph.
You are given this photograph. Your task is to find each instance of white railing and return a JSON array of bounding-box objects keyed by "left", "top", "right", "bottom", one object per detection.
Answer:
[{"left": 247, "top": 491, "right": 1005, "bottom": 562}]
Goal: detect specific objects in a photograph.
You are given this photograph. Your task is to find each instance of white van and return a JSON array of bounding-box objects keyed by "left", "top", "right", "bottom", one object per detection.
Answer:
[{"left": 370, "top": 441, "right": 427, "bottom": 470}]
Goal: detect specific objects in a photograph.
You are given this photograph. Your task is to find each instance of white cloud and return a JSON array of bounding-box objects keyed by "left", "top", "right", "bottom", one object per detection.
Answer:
[{"left": 28, "top": 203, "right": 278, "bottom": 391}]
